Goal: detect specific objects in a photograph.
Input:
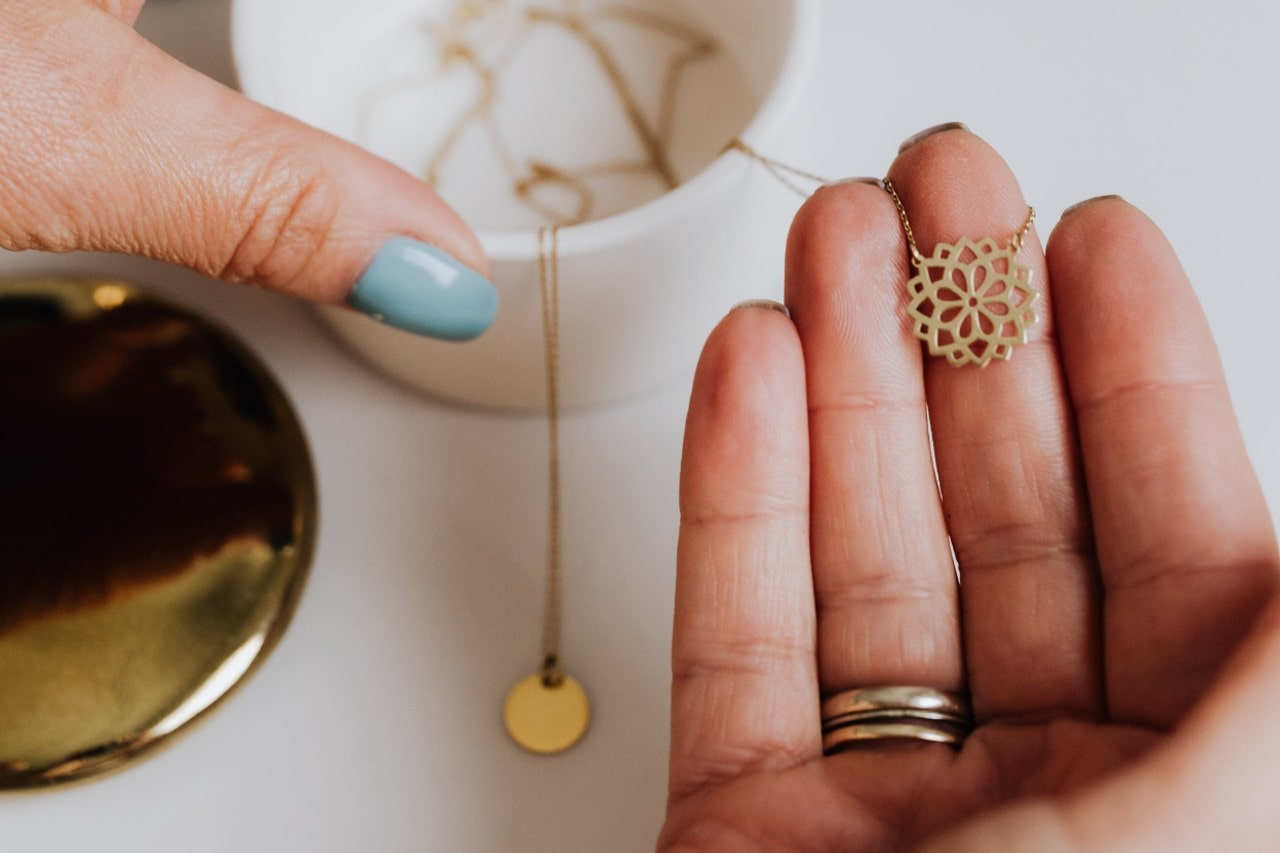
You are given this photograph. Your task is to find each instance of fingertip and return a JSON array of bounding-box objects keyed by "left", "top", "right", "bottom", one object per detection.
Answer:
[
  {"left": 410, "top": 188, "right": 492, "bottom": 280},
  {"left": 886, "top": 128, "right": 1027, "bottom": 225},
  {"left": 331, "top": 144, "right": 492, "bottom": 283},
  {"left": 698, "top": 297, "right": 800, "bottom": 389},
  {"left": 730, "top": 299, "right": 791, "bottom": 318},
  {"left": 786, "top": 179, "right": 905, "bottom": 295},
  {"left": 898, "top": 121, "right": 971, "bottom": 154},
  {"left": 1046, "top": 188, "right": 1216, "bottom": 395},
  {"left": 348, "top": 237, "right": 498, "bottom": 341},
  {"left": 1048, "top": 195, "right": 1158, "bottom": 263},
  {"left": 689, "top": 295, "right": 804, "bottom": 441},
  {"left": 823, "top": 177, "right": 886, "bottom": 190},
  {"left": 891, "top": 122, "right": 989, "bottom": 169},
  {"left": 793, "top": 176, "right": 894, "bottom": 239},
  {"left": 1061, "top": 194, "right": 1127, "bottom": 220},
  {"left": 1046, "top": 196, "right": 1175, "bottom": 286},
  {"left": 783, "top": 179, "right": 908, "bottom": 360}
]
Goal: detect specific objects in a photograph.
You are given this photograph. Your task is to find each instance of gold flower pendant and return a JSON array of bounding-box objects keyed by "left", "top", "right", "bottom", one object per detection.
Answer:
[{"left": 905, "top": 236, "right": 1038, "bottom": 367}]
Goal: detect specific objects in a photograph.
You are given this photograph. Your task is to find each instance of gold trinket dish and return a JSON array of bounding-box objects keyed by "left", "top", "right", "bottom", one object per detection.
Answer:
[{"left": 0, "top": 277, "right": 316, "bottom": 789}]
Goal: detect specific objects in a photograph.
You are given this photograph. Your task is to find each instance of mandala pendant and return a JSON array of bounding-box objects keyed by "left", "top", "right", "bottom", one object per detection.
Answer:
[{"left": 905, "top": 237, "right": 1038, "bottom": 368}]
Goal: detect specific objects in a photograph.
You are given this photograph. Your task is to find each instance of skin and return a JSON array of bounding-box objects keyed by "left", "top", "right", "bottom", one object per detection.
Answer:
[
  {"left": 661, "top": 128, "right": 1280, "bottom": 851},
  {"left": 0, "top": 0, "right": 486, "bottom": 302}
]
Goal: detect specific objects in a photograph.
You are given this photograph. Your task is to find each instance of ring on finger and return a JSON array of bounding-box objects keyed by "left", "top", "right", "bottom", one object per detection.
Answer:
[{"left": 821, "top": 686, "right": 974, "bottom": 754}]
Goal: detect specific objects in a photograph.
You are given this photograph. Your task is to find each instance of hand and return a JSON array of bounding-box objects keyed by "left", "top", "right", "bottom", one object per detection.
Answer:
[
  {"left": 0, "top": 1, "right": 495, "bottom": 340},
  {"left": 660, "top": 126, "right": 1280, "bottom": 851}
]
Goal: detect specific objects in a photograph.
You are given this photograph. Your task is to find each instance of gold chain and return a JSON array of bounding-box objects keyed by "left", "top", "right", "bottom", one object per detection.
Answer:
[
  {"left": 725, "top": 138, "right": 829, "bottom": 199},
  {"left": 1009, "top": 208, "right": 1036, "bottom": 254},
  {"left": 396, "top": 0, "right": 719, "bottom": 227},
  {"left": 883, "top": 177, "right": 1036, "bottom": 266},
  {"left": 536, "top": 225, "right": 563, "bottom": 687},
  {"left": 503, "top": 227, "right": 590, "bottom": 756},
  {"left": 882, "top": 179, "right": 925, "bottom": 265}
]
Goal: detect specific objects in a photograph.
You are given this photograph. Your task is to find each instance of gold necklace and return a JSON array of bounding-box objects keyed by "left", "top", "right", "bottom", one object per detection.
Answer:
[
  {"left": 501, "top": 225, "right": 591, "bottom": 754},
  {"left": 361, "top": 0, "right": 719, "bottom": 227},
  {"left": 884, "top": 178, "right": 1038, "bottom": 368}
]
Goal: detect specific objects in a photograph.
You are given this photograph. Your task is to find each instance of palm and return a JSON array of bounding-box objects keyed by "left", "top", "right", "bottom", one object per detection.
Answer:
[
  {"left": 664, "top": 720, "right": 1161, "bottom": 850},
  {"left": 660, "top": 130, "right": 1278, "bottom": 851}
]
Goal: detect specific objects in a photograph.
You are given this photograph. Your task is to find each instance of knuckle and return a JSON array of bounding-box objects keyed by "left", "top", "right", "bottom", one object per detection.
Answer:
[
  {"left": 221, "top": 147, "right": 342, "bottom": 293},
  {"left": 658, "top": 814, "right": 766, "bottom": 853}
]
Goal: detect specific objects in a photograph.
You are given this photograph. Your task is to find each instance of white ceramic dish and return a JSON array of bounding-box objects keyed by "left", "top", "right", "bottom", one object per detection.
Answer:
[{"left": 234, "top": 0, "right": 819, "bottom": 409}]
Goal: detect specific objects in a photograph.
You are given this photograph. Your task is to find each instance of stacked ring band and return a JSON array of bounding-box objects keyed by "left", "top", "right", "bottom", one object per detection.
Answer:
[{"left": 821, "top": 686, "right": 974, "bottom": 754}]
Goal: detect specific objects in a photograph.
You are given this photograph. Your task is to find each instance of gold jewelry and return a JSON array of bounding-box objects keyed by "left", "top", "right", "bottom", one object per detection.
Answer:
[
  {"left": 362, "top": 0, "right": 720, "bottom": 227},
  {"left": 823, "top": 721, "right": 967, "bottom": 752},
  {"left": 883, "top": 178, "right": 1038, "bottom": 368},
  {"left": 820, "top": 685, "right": 973, "bottom": 755},
  {"left": 502, "top": 225, "right": 591, "bottom": 755},
  {"left": 725, "top": 138, "right": 830, "bottom": 199},
  {"left": 821, "top": 685, "right": 971, "bottom": 723}
]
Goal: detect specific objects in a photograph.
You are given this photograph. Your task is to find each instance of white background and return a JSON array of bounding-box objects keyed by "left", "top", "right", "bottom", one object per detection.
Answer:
[{"left": 3, "top": 1, "right": 1278, "bottom": 851}]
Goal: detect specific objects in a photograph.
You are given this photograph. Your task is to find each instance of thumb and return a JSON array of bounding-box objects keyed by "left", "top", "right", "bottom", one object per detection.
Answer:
[{"left": 0, "top": 2, "right": 496, "bottom": 341}]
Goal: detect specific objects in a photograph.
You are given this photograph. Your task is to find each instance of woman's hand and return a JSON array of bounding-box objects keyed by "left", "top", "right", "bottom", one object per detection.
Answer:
[
  {"left": 0, "top": 1, "right": 495, "bottom": 340},
  {"left": 661, "top": 126, "right": 1280, "bottom": 851}
]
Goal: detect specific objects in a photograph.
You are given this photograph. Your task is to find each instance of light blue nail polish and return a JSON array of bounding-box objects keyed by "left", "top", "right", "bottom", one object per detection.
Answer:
[{"left": 349, "top": 237, "right": 497, "bottom": 341}]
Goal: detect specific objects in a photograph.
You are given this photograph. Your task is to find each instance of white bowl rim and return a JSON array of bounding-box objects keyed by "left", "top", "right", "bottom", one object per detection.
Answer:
[{"left": 232, "top": 0, "right": 822, "bottom": 262}]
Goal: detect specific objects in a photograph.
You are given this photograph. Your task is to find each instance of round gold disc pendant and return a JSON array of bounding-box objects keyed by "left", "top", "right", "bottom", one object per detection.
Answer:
[{"left": 503, "top": 672, "right": 590, "bottom": 755}]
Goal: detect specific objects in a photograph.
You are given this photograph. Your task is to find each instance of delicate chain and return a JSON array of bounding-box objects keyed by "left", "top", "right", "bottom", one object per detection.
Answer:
[
  {"left": 725, "top": 138, "right": 830, "bottom": 199},
  {"left": 882, "top": 178, "right": 926, "bottom": 266},
  {"left": 537, "top": 225, "right": 564, "bottom": 687},
  {"left": 1010, "top": 207, "right": 1037, "bottom": 253},
  {"left": 382, "top": 0, "right": 719, "bottom": 227},
  {"left": 883, "top": 177, "right": 1036, "bottom": 266}
]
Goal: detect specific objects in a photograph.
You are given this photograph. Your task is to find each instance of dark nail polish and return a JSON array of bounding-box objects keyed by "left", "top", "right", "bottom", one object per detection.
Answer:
[
  {"left": 899, "top": 122, "right": 970, "bottom": 154},
  {"left": 1062, "top": 194, "right": 1126, "bottom": 218},
  {"left": 827, "top": 177, "right": 886, "bottom": 189},
  {"left": 731, "top": 299, "right": 791, "bottom": 318}
]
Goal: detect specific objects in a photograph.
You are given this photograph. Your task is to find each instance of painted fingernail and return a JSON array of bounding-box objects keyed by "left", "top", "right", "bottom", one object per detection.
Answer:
[
  {"left": 732, "top": 299, "right": 790, "bottom": 318},
  {"left": 826, "top": 177, "right": 885, "bottom": 189},
  {"left": 899, "top": 121, "right": 970, "bottom": 153},
  {"left": 1062, "top": 194, "right": 1126, "bottom": 218},
  {"left": 349, "top": 237, "right": 498, "bottom": 341}
]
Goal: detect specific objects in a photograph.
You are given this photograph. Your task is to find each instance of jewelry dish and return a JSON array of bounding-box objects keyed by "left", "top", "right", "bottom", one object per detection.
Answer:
[{"left": 234, "top": 0, "right": 820, "bottom": 408}]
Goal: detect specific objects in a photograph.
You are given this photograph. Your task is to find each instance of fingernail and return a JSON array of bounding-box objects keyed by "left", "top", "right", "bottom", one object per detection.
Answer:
[
  {"left": 349, "top": 237, "right": 498, "bottom": 341},
  {"left": 826, "top": 177, "right": 885, "bottom": 189},
  {"left": 732, "top": 299, "right": 790, "bottom": 318},
  {"left": 1062, "top": 194, "right": 1125, "bottom": 218},
  {"left": 899, "top": 121, "right": 970, "bottom": 154}
]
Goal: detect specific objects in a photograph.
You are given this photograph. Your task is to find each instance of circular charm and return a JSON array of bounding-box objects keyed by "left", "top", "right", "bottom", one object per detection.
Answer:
[
  {"left": 503, "top": 672, "right": 590, "bottom": 755},
  {"left": 906, "top": 237, "right": 1038, "bottom": 368}
]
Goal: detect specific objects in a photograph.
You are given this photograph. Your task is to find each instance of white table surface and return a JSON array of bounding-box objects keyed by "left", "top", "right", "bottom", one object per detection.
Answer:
[{"left": 4, "top": 1, "right": 1278, "bottom": 851}]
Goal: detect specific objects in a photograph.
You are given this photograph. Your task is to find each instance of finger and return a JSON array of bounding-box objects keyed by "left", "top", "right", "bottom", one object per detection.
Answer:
[
  {"left": 0, "top": 2, "right": 495, "bottom": 341},
  {"left": 785, "top": 180, "right": 963, "bottom": 697},
  {"left": 1119, "top": 598, "right": 1280, "bottom": 846},
  {"left": 1047, "top": 197, "right": 1280, "bottom": 727},
  {"left": 916, "top": 600, "right": 1280, "bottom": 851},
  {"left": 669, "top": 302, "right": 818, "bottom": 803},
  {"left": 885, "top": 127, "right": 1103, "bottom": 721},
  {"left": 92, "top": 0, "right": 145, "bottom": 25}
]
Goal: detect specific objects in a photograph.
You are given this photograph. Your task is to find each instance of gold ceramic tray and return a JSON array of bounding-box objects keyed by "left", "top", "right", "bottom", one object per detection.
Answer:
[{"left": 0, "top": 277, "right": 316, "bottom": 788}]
